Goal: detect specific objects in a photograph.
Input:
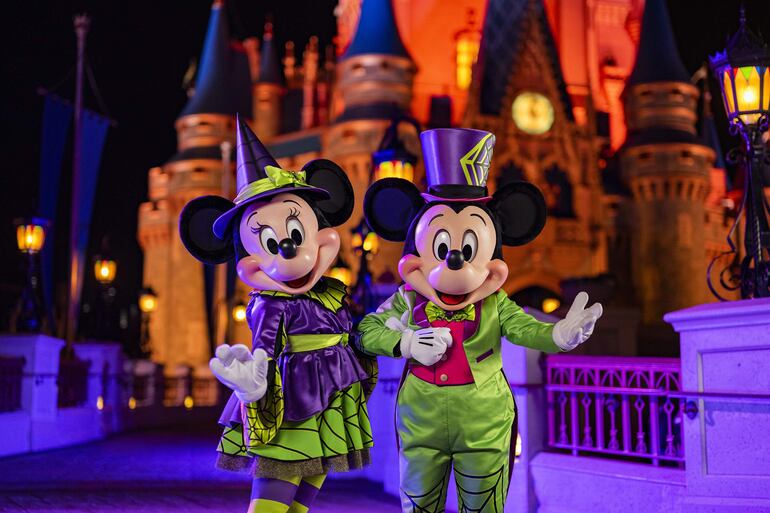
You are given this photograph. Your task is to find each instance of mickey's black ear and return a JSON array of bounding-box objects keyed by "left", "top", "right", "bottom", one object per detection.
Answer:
[
  {"left": 488, "top": 182, "right": 547, "bottom": 246},
  {"left": 302, "top": 159, "right": 355, "bottom": 227},
  {"left": 179, "top": 196, "right": 235, "bottom": 264},
  {"left": 364, "top": 178, "right": 425, "bottom": 242}
]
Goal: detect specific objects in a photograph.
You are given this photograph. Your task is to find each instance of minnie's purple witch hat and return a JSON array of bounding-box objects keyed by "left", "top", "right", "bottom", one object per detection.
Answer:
[
  {"left": 420, "top": 128, "right": 496, "bottom": 202},
  {"left": 212, "top": 115, "right": 329, "bottom": 237}
]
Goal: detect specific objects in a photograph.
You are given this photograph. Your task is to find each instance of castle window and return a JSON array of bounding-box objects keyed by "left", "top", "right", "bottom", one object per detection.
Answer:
[{"left": 454, "top": 9, "right": 481, "bottom": 90}]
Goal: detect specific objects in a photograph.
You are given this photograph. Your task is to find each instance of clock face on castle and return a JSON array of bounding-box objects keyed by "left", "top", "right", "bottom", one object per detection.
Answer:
[{"left": 511, "top": 91, "right": 554, "bottom": 135}]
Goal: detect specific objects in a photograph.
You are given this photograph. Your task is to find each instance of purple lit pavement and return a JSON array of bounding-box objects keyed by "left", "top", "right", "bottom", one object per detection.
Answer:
[{"left": 0, "top": 425, "right": 400, "bottom": 513}]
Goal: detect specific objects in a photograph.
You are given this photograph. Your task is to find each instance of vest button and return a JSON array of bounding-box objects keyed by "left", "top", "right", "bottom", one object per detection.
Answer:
[{"left": 440, "top": 373, "right": 448, "bottom": 382}]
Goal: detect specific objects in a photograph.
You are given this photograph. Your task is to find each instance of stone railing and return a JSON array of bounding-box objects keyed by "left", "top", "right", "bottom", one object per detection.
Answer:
[
  {"left": 0, "top": 334, "right": 222, "bottom": 457},
  {"left": 57, "top": 357, "right": 91, "bottom": 408},
  {"left": 0, "top": 356, "right": 25, "bottom": 413},
  {"left": 545, "top": 354, "right": 684, "bottom": 466}
]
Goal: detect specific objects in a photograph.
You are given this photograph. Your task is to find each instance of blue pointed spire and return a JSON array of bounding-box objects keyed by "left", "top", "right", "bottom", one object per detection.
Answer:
[
  {"left": 627, "top": 0, "right": 690, "bottom": 86},
  {"left": 180, "top": 1, "right": 252, "bottom": 117},
  {"left": 701, "top": 109, "right": 726, "bottom": 170},
  {"left": 258, "top": 21, "right": 282, "bottom": 84},
  {"left": 343, "top": 0, "right": 412, "bottom": 60}
]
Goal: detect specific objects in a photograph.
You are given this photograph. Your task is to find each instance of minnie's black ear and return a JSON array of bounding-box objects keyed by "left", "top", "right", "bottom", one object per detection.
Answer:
[
  {"left": 364, "top": 178, "right": 425, "bottom": 242},
  {"left": 302, "top": 159, "right": 355, "bottom": 227},
  {"left": 179, "top": 196, "right": 235, "bottom": 264},
  {"left": 488, "top": 182, "right": 547, "bottom": 246}
]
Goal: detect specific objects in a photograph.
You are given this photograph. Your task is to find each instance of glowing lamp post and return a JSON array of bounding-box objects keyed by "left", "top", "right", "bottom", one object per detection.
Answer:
[
  {"left": 93, "top": 253, "right": 117, "bottom": 339},
  {"left": 349, "top": 218, "right": 381, "bottom": 321},
  {"left": 14, "top": 217, "right": 49, "bottom": 332},
  {"left": 138, "top": 287, "right": 157, "bottom": 357},
  {"left": 708, "top": 8, "right": 770, "bottom": 299},
  {"left": 372, "top": 117, "right": 419, "bottom": 183}
]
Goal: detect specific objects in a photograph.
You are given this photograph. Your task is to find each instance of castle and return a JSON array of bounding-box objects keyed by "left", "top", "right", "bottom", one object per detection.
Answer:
[{"left": 137, "top": 0, "right": 733, "bottom": 373}]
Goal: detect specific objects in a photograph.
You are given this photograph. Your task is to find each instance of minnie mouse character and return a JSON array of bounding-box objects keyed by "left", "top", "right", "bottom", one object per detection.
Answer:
[
  {"left": 179, "top": 117, "right": 373, "bottom": 513},
  {"left": 358, "top": 128, "right": 602, "bottom": 512}
]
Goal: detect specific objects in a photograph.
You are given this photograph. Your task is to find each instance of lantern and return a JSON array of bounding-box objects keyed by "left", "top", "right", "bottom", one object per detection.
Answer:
[
  {"left": 138, "top": 288, "right": 158, "bottom": 313},
  {"left": 352, "top": 218, "right": 379, "bottom": 257},
  {"left": 94, "top": 258, "right": 117, "bottom": 285},
  {"left": 454, "top": 8, "right": 481, "bottom": 90},
  {"left": 328, "top": 255, "right": 353, "bottom": 287},
  {"left": 15, "top": 218, "right": 48, "bottom": 254},
  {"left": 541, "top": 298, "right": 561, "bottom": 314},
  {"left": 232, "top": 302, "right": 247, "bottom": 323},
  {"left": 709, "top": 7, "right": 770, "bottom": 128},
  {"left": 371, "top": 117, "right": 419, "bottom": 183}
]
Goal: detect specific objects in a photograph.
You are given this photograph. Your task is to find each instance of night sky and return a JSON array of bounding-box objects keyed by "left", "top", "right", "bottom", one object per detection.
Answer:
[{"left": 1, "top": 1, "right": 768, "bottom": 342}]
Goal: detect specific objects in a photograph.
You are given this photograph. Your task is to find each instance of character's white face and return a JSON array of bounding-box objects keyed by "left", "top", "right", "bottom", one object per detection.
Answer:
[
  {"left": 236, "top": 193, "right": 340, "bottom": 294},
  {"left": 398, "top": 204, "right": 508, "bottom": 311}
]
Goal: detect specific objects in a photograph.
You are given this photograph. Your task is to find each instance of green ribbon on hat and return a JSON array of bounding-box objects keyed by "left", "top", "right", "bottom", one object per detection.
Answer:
[{"left": 234, "top": 165, "right": 310, "bottom": 205}]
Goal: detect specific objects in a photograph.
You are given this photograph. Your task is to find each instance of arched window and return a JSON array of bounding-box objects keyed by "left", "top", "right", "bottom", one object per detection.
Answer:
[
  {"left": 510, "top": 286, "right": 562, "bottom": 313},
  {"left": 543, "top": 165, "right": 574, "bottom": 218},
  {"left": 496, "top": 160, "right": 527, "bottom": 190}
]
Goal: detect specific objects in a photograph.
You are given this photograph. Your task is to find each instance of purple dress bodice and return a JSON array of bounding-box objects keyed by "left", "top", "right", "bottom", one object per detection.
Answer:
[{"left": 219, "top": 280, "right": 368, "bottom": 424}]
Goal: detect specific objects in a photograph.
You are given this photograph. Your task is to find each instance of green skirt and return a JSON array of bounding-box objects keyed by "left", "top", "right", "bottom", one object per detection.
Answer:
[{"left": 216, "top": 381, "right": 373, "bottom": 478}]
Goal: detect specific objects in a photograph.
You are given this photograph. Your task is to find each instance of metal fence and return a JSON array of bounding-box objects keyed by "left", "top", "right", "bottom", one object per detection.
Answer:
[{"left": 545, "top": 354, "right": 684, "bottom": 466}]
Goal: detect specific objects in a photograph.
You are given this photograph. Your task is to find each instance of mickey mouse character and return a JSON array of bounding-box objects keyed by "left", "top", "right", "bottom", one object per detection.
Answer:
[
  {"left": 358, "top": 128, "right": 602, "bottom": 513},
  {"left": 179, "top": 117, "right": 373, "bottom": 513}
]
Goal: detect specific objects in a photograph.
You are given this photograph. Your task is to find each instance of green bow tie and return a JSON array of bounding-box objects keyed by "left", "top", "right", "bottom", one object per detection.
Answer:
[{"left": 425, "top": 302, "right": 476, "bottom": 323}]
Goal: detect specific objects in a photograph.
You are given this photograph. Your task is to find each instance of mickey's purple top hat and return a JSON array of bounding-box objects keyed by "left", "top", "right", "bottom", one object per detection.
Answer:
[
  {"left": 420, "top": 128, "right": 495, "bottom": 202},
  {"left": 212, "top": 115, "right": 329, "bottom": 237}
]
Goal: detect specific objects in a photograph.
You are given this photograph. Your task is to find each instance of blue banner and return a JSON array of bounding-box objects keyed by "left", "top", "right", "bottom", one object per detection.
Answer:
[
  {"left": 73, "top": 109, "right": 109, "bottom": 254},
  {"left": 38, "top": 95, "right": 73, "bottom": 321}
]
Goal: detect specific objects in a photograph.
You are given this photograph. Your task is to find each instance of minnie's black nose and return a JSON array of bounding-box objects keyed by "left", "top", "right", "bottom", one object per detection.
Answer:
[
  {"left": 446, "top": 250, "right": 465, "bottom": 270},
  {"left": 278, "top": 238, "right": 298, "bottom": 259}
]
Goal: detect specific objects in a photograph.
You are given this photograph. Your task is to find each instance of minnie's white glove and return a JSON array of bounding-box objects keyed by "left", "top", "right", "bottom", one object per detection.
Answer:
[
  {"left": 385, "top": 313, "right": 452, "bottom": 366},
  {"left": 209, "top": 344, "right": 269, "bottom": 403},
  {"left": 552, "top": 291, "right": 603, "bottom": 351}
]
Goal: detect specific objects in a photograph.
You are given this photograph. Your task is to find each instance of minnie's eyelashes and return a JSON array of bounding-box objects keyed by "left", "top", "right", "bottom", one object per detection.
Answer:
[{"left": 288, "top": 207, "right": 300, "bottom": 218}]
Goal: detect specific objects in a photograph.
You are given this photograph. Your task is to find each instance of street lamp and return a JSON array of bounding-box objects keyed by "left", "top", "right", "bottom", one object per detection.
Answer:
[
  {"left": 371, "top": 116, "right": 420, "bottom": 183},
  {"left": 14, "top": 217, "right": 49, "bottom": 332},
  {"left": 349, "top": 218, "right": 381, "bottom": 320},
  {"left": 93, "top": 249, "right": 117, "bottom": 339},
  {"left": 708, "top": 7, "right": 770, "bottom": 299},
  {"left": 138, "top": 287, "right": 157, "bottom": 358}
]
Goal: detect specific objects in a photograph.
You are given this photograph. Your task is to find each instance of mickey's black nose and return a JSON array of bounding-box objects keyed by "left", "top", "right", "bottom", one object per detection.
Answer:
[
  {"left": 278, "top": 238, "right": 298, "bottom": 259},
  {"left": 446, "top": 250, "right": 465, "bottom": 270}
]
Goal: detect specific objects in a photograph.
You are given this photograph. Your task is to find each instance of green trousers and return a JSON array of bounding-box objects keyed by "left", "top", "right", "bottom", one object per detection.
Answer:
[{"left": 396, "top": 371, "right": 515, "bottom": 513}]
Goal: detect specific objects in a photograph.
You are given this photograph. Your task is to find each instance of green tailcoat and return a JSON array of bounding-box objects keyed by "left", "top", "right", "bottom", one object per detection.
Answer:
[{"left": 358, "top": 287, "right": 560, "bottom": 386}]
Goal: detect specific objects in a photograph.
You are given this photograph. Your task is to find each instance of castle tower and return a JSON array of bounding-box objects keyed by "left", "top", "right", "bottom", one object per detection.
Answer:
[
  {"left": 620, "top": 0, "right": 715, "bottom": 325},
  {"left": 327, "top": 0, "right": 419, "bottom": 280},
  {"left": 465, "top": 0, "right": 607, "bottom": 298},
  {"left": 137, "top": 0, "right": 251, "bottom": 375},
  {"left": 253, "top": 21, "right": 283, "bottom": 140}
]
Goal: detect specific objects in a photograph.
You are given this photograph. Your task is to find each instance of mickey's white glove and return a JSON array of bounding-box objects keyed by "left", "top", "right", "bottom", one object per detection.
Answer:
[
  {"left": 385, "top": 312, "right": 452, "bottom": 366},
  {"left": 552, "top": 291, "right": 603, "bottom": 351},
  {"left": 209, "top": 344, "right": 269, "bottom": 403}
]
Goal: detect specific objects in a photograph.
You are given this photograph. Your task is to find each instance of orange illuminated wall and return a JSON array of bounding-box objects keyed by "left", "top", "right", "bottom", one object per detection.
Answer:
[{"left": 336, "top": 0, "right": 641, "bottom": 146}]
